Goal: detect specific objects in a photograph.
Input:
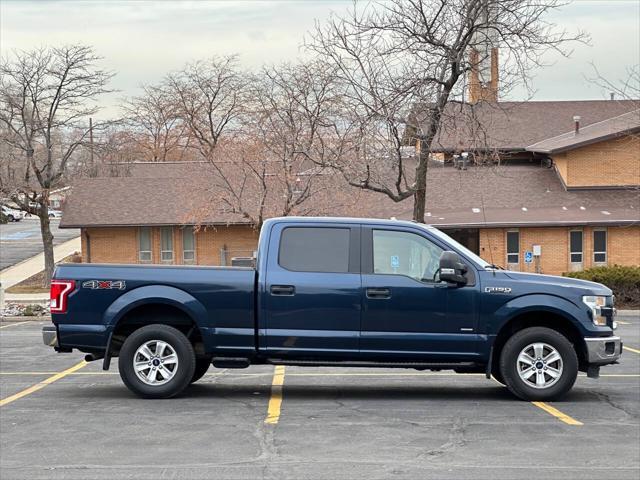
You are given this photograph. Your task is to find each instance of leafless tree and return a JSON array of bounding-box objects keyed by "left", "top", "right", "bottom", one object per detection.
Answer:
[
  {"left": 0, "top": 45, "right": 113, "bottom": 284},
  {"left": 588, "top": 64, "right": 639, "bottom": 103},
  {"left": 165, "top": 55, "right": 248, "bottom": 160},
  {"left": 197, "top": 61, "right": 348, "bottom": 228},
  {"left": 307, "top": 0, "right": 587, "bottom": 222},
  {"left": 121, "top": 83, "right": 191, "bottom": 162}
]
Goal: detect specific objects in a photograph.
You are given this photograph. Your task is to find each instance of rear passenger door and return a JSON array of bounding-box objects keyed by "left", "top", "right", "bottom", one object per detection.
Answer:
[{"left": 262, "top": 223, "right": 361, "bottom": 357}]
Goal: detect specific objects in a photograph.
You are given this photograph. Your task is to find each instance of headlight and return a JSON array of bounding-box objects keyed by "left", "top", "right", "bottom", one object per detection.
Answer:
[{"left": 582, "top": 295, "right": 608, "bottom": 326}]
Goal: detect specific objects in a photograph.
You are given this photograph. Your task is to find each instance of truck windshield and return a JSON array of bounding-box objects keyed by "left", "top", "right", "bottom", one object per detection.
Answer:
[{"left": 425, "top": 227, "right": 494, "bottom": 269}]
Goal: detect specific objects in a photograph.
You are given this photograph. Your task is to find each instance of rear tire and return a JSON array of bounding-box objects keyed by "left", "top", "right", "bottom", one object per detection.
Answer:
[
  {"left": 499, "top": 327, "right": 578, "bottom": 401},
  {"left": 118, "top": 324, "right": 196, "bottom": 399},
  {"left": 190, "top": 356, "right": 212, "bottom": 384}
]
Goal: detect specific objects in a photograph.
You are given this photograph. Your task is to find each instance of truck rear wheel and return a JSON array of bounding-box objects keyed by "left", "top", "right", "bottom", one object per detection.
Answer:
[
  {"left": 118, "top": 324, "right": 196, "bottom": 399},
  {"left": 499, "top": 327, "right": 578, "bottom": 401}
]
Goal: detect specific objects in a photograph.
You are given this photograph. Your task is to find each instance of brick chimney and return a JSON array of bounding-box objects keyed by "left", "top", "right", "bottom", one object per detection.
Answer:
[{"left": 468, "top": 3, "right": 499, "bottom": 104}]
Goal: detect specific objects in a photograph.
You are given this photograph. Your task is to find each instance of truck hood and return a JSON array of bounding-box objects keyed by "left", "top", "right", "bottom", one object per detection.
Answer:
[{"left": 501, "top": 270, "right": 612, "bottom": 296}]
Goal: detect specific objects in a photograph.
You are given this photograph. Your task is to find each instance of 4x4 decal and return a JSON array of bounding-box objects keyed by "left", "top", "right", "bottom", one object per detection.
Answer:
[{"left": 81, "top": 280, "right": 126, "bottom": 290}]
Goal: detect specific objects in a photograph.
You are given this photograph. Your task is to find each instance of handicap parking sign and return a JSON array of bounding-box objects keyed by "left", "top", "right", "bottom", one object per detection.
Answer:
[
  {"left": 525, "top": 251, "right": 533, "bottom": 263},
  {"left": 391, "top": 255, "right": 400, "bottom": 268}
]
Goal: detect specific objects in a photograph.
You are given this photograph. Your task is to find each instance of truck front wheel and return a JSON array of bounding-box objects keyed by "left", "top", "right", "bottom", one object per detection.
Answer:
[
  {"left": 118, "top": 324, "right": 196, "bottom": 399},
  {"left": 499, "top": 327, "right": 578, "bottom": 401}
]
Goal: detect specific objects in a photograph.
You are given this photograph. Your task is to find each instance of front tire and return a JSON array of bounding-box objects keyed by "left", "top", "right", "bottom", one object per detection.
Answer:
[
  {"left": 118, "top": 324, "right": 196, "bottom": 399},
  {"left": 500, "top": 327, "right": 578, "bottom": 401}
]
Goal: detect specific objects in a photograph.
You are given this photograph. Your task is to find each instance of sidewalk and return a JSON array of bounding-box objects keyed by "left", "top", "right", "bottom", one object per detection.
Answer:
[{"left": 0, "top": 236, "right": 81, "bottom": 293}]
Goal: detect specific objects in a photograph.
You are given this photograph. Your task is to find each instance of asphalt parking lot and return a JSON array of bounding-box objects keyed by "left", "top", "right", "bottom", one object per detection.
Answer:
[
  {"left": 0, "top": 218, "right": 79, "bottom": 269},
  {"left": 0, "top": 316, "right": 638, "bottom": 480}
]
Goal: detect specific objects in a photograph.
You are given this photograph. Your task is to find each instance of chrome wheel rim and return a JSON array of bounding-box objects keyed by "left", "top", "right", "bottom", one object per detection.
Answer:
[
  {"left": 517, "top": 342, "right": 563, "bottom": 389},
  {"left": 133, "top": 340, "right": 179, "bottom": 386}
]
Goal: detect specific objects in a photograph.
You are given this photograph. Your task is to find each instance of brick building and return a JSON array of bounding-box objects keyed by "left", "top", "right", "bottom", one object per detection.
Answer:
[{"left": 60, "top": 105, "right": 639, "bottom": 276}]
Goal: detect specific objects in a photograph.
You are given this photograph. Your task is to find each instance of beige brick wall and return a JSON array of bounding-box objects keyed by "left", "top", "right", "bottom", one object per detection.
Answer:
[
  {"left": 479, "top": 226, "right": 640, "bottom": 276},
  {"left": 82, "top": 225, "right": 259, "bottom": 266},
  {"left": 83, "top": 227, "right": 138, "bottom": 264},
  {"left": 553, "top": 136, "right": 640, "bottom": 187}
]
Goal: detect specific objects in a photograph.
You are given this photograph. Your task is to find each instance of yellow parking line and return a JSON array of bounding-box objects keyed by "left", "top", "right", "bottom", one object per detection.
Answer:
[
  {"left": 531, "top": 401, "right": 583, "bottom": 426},
  {"left": 617, "top": 320, "right": 631, "bottom": 325},
  {"left": 623, "top": 346, "right": 640, "bottom": 354},
  {"left": 0, "top": 361, "right": 87, "bottom": 408},
  {"left": 0, "top": 321, "right": 30, "bottom": 330},
  {"left": 0, "top": 371, "right": 639, "bottom": 378},
  {"left": 264, "top": 365, "right": 286, "bottom": 425}
]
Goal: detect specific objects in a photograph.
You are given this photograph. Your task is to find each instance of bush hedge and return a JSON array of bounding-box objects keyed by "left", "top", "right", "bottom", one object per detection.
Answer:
[{"left": 564, "top": 265, "right": 640, "bottom": 308}]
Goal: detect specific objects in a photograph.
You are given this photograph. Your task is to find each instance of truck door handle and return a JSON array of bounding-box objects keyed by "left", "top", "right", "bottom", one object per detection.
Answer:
[
  {"left": 270, "top": 285, "right": 295, "bottom": 296},
  {"left": 366, "top": 288, "right": 391, "bottom": 299}
]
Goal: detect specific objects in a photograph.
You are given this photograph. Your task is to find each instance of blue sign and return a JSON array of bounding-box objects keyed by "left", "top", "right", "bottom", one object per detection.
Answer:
[
  {"left": 525, "top": 251, "right": 533, "bottom": 264},
  {"left": 390, "top": 255, "right": 400, "bottom": 268}
]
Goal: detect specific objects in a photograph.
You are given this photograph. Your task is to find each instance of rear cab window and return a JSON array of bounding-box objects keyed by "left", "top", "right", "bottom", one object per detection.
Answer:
[{"left": 278, "top": 227, "right": 350, "bottom": 273}]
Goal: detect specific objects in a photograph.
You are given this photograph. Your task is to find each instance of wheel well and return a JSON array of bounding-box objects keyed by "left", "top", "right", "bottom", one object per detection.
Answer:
[
  {"left": 491, "top": 311, "right": 587, "bottom": 376},
  {"left": 109, "top": 304, "right": 205, "bottom": 358}
]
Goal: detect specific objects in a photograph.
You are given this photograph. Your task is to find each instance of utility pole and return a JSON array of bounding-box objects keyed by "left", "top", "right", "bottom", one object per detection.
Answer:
[{"left": 89, "top": 117, "right": 95, "bottom": 175}]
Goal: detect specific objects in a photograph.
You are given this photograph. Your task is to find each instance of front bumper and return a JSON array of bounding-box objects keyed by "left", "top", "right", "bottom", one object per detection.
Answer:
[
  {"left": 42, "top": 326, "right": 58, "bottom": 347},
  {"left": 585, "top": 336, "right": 622, "bottom": 364}
]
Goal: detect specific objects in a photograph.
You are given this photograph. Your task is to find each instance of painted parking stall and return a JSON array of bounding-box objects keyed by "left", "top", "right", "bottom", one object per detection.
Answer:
[{"left": 1, "top": 317, "right": 639, "bottom": 479}]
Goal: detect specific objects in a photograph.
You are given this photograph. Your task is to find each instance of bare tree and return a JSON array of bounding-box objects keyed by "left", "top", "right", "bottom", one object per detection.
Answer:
[
  {"left": 307, "top": 0, "right": 586, "bottom": 222},
  {"left": 121, "top": 83, "right": 191, "bottom": 162},
  {"left": 588, "top": 64, "right": 639, "bottom": 103},
  {"left": 0, "top": 45, "right": 113, "bottom": 284},
  {"left": 198, "top": 61, "right": 345, "bottom": 228},
  {"left": 166, "top": 55, "right": 247, "bottom": 160}
]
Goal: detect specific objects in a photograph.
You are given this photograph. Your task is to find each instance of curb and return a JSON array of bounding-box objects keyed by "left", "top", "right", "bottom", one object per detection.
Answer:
[{"left": 0, "top": 315, "right": 49, "bottom": 322}]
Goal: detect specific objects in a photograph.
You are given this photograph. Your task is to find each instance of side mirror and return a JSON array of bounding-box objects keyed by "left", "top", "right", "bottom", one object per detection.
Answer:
[{"left": 439, "top": 251, "right": 468, "bottom": 285}]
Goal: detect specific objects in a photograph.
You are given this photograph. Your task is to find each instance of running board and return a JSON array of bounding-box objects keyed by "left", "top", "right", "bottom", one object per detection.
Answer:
[
  {"left": 212, "top": 357, "right": 251, "bottom": 369},
  {"left": 265, "top": 359, "right": 479, "bottom": 369}
]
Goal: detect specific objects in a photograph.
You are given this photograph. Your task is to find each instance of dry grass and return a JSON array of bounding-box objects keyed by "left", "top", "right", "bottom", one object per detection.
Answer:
[{"left": 5, "top": 253, "right": 82, "bottom": 294}]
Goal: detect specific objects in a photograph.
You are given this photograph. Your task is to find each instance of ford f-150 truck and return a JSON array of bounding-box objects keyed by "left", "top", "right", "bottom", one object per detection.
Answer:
[{"left": 43, "top": 217, "right": 622, "bottom": 400}]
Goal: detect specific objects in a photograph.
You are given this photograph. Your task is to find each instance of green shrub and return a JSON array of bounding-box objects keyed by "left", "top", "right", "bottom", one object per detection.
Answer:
[{"left": 564, "top": 265, "right": 640, "bottom": 308}]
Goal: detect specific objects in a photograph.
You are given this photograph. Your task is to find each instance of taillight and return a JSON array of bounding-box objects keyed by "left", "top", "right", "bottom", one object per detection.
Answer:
[{"left": 50, "top": 280, "right": 75, "bottom": 314}]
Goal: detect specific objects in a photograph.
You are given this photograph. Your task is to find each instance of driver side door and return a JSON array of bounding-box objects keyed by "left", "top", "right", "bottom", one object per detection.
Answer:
[{"left": 359, "top": 226, "right": 478, "bottom": 361}]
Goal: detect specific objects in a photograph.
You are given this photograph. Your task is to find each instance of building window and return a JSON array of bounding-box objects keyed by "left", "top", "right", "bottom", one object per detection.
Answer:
[
  {"left": 593, "top": 229, "right": 607, "bottom": 264},
  {"left": 570, "top": 230, "right": 583, "bottom": 264},
  {"left": 506, "top": 230, "right": 519, "bottom": 265},
  {"left": 183, "top": 228, "right": 196, "bottom": 264},
  {"left": 160, "top": 227, "right": 174, "bottom": 263},
  {"left": 139, "top": 227, "right": 152, "bottom": 262},
  {"left": 279, "top": 227, "right": 350, "bottom": 273}
]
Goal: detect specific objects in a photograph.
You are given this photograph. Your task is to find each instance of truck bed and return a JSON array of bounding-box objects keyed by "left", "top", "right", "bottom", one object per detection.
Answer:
[{"left": 52, "top": 263, "right": 256, "bottom": 354}]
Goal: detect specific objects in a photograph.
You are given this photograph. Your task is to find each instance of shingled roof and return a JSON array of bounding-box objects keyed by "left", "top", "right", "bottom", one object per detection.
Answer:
[
  {"left": 427, "top": 99, "right": 638, "bottom": 152},
  {"left": 60, "top": 161, "right": 640, "bottom": 229},
  {"left": 526, "top": 109, "right": 640, "bottom": 154}
]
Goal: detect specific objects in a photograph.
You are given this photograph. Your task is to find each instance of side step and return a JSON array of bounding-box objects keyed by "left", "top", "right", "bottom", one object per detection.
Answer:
[
  {"left": 266, "top": 359, "right": 479, "bottom": 370},
  {"left": 212, "top": 357, "right": 251, "bottom": 369}
]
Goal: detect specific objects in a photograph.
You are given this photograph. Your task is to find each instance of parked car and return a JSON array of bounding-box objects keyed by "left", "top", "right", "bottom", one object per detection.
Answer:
[
  {"left": 48, "top": 209, "right": 63, "bottom": 219},
  {"left": 43, "top": 217, "right": 621, "bottom": 400},
  {"left": 1, "top": 205, "right": 25, "bottom": 222}
]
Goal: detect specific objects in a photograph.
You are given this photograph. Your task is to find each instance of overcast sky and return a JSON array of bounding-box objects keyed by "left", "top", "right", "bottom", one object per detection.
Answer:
[{"left": 1, "top": 0, "right": 638, "bottom": 118}]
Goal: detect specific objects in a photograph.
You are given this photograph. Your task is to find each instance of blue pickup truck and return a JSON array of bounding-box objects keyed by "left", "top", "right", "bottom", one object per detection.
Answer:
[{"left": 43, "top": 217, "right": 622, "bottom": 400}]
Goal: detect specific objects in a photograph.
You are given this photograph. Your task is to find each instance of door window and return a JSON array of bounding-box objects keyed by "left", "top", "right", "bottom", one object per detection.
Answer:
[
  {"left": 279, "top": 227, "right": 350, "bottom": 273},
  {"left": 593, "top": 229, "right": 607, "bottom": 264},
  {"left": 506, "top": 230, "right": 519, "bottom": 265},
  {"left": 372, "top": 230, "right": 443, "bottom": 282},
  {"left": 570, "top": 230, "right": 583, "bottom": 263}
]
